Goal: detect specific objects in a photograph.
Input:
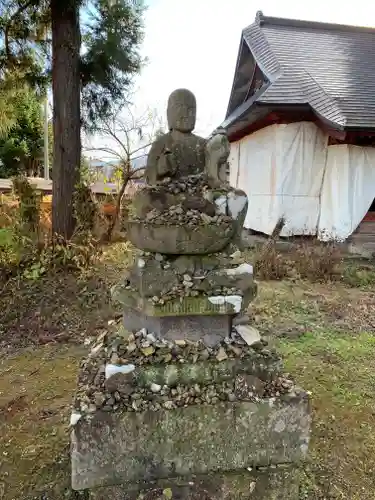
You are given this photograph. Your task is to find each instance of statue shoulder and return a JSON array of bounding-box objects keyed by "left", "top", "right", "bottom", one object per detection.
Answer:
[
  {"left": 147, "top": 133, "right": 170, "bottom": 164},
  {"left": 149, "top": 132, "right": 172, "bottom": 152},
  {"left": 191, "top": 133, "right": 207, "bottom": 148}
]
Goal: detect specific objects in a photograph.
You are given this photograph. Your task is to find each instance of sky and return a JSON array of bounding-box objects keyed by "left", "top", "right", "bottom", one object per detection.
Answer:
[{"left": 87, "top": 0, "right": 375, "bottom": 160}]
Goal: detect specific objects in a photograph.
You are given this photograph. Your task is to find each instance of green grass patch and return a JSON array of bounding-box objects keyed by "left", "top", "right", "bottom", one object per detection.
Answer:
[
  {"left": 0, "top": 345, "right": 85, "bottom": 499},
  {"left": 341, "top": 260, "right": 375, "bottom": 288},
  {"left": 278, "top": 330, "right": 375, "bottom": 406},
  {"left": 0, "top": 228, "right": 14, "bottom": 247},
  {"left": 277, "top": 330, "right": 375, "bottom": 499}
]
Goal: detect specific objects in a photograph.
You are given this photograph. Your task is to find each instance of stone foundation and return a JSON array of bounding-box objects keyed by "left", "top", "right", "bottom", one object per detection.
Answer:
[
  {"left": 72, "top": 394, "right": 309, "bottom": 490},
  {"left": 88, "top": 467, "right": 300, "bottom": 499},
  {"left": 71, "top": 329, "right": 310, "bottom": 499}
]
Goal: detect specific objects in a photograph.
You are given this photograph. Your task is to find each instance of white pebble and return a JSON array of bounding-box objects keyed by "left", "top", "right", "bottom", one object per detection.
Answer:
[
  {"left": 70, "top": 412, "right": 82, "bottom": 426},
  {"left": 136, "top": 327, "right": 147, "bottom": 338},
  {"left": 146, "top": 333, "right": 157, "bottom": 343},
  {"left": 151, "top": 383, "right": 162, "bottom": 393},
  {"left": 225, "top": 263, "right": 253, "bottom": 276},
  {"left": 235, "top": 325, "right": 261, "bottom": 346},
  {"left": 105, "top": 363, "right": 135, "bottom": 380}
]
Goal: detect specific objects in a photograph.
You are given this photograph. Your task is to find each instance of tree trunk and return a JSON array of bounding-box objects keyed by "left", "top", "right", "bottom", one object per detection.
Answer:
[
  {"left": 51, "top": 0, "right": 81, "bottom": 239},
  {"left": 103, "top": 174, "right": 130, "bottom": 242}
]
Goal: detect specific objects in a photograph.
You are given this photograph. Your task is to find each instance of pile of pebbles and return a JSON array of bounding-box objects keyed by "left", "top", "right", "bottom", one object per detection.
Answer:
[
  {"left": 87, "top": 325, "right": 269, "bottom": 368},
  {"left": 131, "top": 172, "right": 234, "bottom": 227},
  {"left": 123, "top": 271, "right": 244, "bottom": 306},
  {"left": 73, "top": 326, "right": 295, "bottom": 417},
  {"left": 141, "top": 206, "right": 233, "bottom": 227},
  {"left": 157, "top": 172, "right": 229, "bottom": 195},
  {"left": 148, "top": 284, "right": 243, "bottom": 305}
]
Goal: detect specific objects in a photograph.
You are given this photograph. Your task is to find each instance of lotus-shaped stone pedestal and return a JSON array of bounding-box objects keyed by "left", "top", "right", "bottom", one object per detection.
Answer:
[{"left": 126, "top": 220, "right": 235, "bottom": 255}]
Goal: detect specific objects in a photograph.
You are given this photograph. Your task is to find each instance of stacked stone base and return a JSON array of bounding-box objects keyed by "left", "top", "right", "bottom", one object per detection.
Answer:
[
  {"left": 71, "top": 338, "right": 310, "bottom": 499},
  {"left": 112, "top": 252, "right": 257, "bottom": 347},
  {"left": 72, "top": 250, "right": 310, "bottom": 499}
]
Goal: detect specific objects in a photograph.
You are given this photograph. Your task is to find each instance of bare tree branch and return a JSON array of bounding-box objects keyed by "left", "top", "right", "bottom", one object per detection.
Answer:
[
  {"left": 86, "top": 103, "right": 165, "bottom": 242},
  {"left": 129, "top": 166, "right": 145, "bottom": 177},
  {"left": 130, "top": 143, "right": 152, "bottom": 156},
  {"left": 85, "top": 147, "right": 123, "bottom": 160}
]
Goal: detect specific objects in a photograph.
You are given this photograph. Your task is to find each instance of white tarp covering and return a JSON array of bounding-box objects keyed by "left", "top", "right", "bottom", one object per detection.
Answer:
[
  {"left": 230, "top": 122, "right": 328, "bottom": 236},
  {"left": 318, "top": 145, "right": 375, "bottom": 241}
]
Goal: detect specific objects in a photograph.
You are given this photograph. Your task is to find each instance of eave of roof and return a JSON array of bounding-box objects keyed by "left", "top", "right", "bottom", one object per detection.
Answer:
[
  {"left": 258, "top": 13, "right": 375, "bottom": 35},
  {"left": 221, "top": 12, "right": 375, "bottom": 135}
]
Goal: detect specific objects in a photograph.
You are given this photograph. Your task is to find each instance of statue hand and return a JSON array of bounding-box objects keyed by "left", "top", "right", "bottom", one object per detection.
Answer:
[{"left": 157, "top": 149, "right": 176, "bottom": 178}]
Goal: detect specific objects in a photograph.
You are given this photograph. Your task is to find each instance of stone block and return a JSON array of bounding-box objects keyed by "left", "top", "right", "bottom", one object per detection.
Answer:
[
  {"left": 171, "top": 254, "right": 231, "bottom": 274},
  {"left": 71, "top": 392, "right": 310, "bottom": 490},
  {"left": 88, "top": 466, "right": 300, "bottom": 499},
  {"left": 127, "top": 260, "right": 179, "bottom": 298},
  {"left": 125, "top": 220, "right": 235, "bottom": 255},
  {"left": 123, "top": 257, "right": 257, "bottom": 304},
  {"left": 114, "top": 287, "right": 253, "bottom": 317},
  {"left": 122, "top": 307, "right": 231, "bottom": 346},
  {"left": 132, "top": 353, "right": 282, "bottom": 388}
]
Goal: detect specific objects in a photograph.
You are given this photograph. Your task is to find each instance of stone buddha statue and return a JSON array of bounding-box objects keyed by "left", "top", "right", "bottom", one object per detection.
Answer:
[{"left": 145, "top": 89, "right": 206, "bottom": 185}]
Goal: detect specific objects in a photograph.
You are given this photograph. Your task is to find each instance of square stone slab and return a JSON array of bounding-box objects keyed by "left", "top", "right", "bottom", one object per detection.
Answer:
[
  {"left": 88, "top": 466, "right": 300, "bottom": 499},
  {"left": 71, "top": 393, "right": 310, "bottom": 491}
]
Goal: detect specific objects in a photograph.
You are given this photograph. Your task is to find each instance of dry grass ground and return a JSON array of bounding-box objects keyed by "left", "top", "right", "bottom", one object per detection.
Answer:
[
  {"left": 0, "top": 244, "right": 375, "bottom": 499},
  {"left": 253, "top": 280, "right": 375, "bottom": 499}
]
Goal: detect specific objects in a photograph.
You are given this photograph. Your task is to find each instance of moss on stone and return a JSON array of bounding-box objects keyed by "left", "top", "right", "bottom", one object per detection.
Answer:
[
  {"left": 112, "top": 289, "right": 243, "bottom": 317},
  {"left": 134, "top": 354, "right": 282, "bottom": 388},
  {"left": 89, "top": 467, "right": 300, "bottom": 499},
  {"left": 72, "top": 396, "right": 310, "bottom": 490}
]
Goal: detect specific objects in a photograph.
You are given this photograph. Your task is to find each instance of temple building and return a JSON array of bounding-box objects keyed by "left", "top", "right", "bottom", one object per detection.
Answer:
[{"left": 221, "top": 11, "right": 375, "bottom": 246}]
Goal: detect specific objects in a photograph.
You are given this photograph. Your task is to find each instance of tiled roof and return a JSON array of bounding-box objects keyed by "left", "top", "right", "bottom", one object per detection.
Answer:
[{"left": 223, "top": 12, "right": 375, "bottom": 130}]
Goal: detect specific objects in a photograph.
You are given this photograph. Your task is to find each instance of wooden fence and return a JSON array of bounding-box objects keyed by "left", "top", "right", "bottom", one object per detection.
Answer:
[{"left": 0, "top": 178, "right": 119, "bottom": 194}]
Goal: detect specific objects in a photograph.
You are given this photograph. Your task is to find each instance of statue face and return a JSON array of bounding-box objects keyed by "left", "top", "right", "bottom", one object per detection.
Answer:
[{"left": 167, "top": 89, "right": 196, "bottom": 132}]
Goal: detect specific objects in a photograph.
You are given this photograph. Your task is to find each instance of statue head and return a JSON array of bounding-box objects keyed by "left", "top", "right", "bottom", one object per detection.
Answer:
[{"left": 167, "top": 89, "right": 196, "bottom": 133}]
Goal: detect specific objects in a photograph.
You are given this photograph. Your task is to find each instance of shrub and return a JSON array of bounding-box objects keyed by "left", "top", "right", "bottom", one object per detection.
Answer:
[
  {"left": 253, "top": 217, "right": 289, "bottom": 280},
  {"left": 293, "top": 239, "right": 342, "bottom": 281},
  {"left": 252, "top": 237, "right": 342, "bottom": 282},
  {"left": 254, "top": 242, "right": 290, "bottom": 280},
  {"left": 341, "top": 261, "right": 375, "bottom": 288},
  {"left": 12, "top": 175, "right": 41, "bottom": 236},
  {"left": 0, "top": 178, "right": 101, "bottom": 282},
  {"left": 73, "top": 182, "right": 98, "bottom": 233}
]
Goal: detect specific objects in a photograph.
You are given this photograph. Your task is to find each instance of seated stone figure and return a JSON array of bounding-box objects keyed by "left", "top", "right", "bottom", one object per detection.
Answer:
[
  {"left": 128, "top": 89, "right": 248, "bottom": 254},
  {"left": 204, "top": 127, "right": 248, "bottom": 248},
  {"left": 205, "top": 127, "right": 231, "bottom": 187},
  {"left": 145, "top": 88, "right": 206, "bottom": 184}
]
